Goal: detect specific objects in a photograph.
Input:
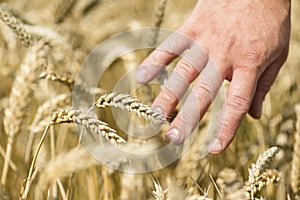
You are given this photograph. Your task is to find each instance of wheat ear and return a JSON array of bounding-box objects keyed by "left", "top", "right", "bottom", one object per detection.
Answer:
[
  {"left": 91, "top": 92, "right": 166, "bottom": 124},
  {"left": 247, "top": 146, "right": 279, "bottom": 199},
  {"left": 1, "top": 39, "right": 50, "bottom": 185},
  {"left": 21, "top": 108, "right": 125, "bottom": 199},
  {"left": 39, "top": 71, "right": 75, "bottom": 90},
  {"left": 245, "top": 169, "right": 280, "bottom": 197},
  {"left": 151, "top": 176, "right": 168, "bottom": 200},
  {"left": 291, "top": 104, "right": 300, "bottom": 196},
  {"left": 0, "top": 5, "right": 33, "bottom": 46},
  {"left": 50, "top": 109, "right": 126, "bottom": 144},
  {"left": 36, "top": 147, "right": 97, "bottom": 199}
]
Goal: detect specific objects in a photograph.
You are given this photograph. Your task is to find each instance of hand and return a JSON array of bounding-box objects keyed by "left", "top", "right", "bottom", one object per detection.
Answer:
[{"left": 136, "top": 0, "right": 291, "bottom": 154}]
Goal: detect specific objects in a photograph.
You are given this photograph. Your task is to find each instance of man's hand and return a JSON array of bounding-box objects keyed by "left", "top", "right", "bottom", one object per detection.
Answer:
[{"left": 136, "top": 0, "right": 291, "bottom": 154}]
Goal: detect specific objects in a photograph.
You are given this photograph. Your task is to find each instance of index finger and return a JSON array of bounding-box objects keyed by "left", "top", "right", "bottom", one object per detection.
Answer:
[{"left": 136, "top": 31, "right": 192, "bottom": 84}]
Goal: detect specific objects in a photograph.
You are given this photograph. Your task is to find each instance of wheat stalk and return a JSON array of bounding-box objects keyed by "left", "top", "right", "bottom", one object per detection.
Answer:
[
  {"left": 0, "top": 5, "right": 33, "bottom": 46},
  {"left": 1, "top": 39, "right": 50, "bottom": 185},
  {"left": 25, "top": 93, "right": 71, "bottom": 163},
  {"left": 291, "top": 104, "right": 300, "bottom": 196},
  {"left": 91, "top": 92, "right": 166, "bottom": 124},
  {"left": 247, "top": 146, "right": 279, "bottom": 199}
]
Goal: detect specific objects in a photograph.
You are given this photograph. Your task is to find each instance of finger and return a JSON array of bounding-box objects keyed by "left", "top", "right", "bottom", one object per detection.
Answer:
[
  {"left": 164, "top": 59, "right": 223, "bottom": 144},
  {"left": 209, "top": 68, "right": 258, "bottom": 154},
  {"left": 136, "top": 31, "right": 192, "bottom": 84},
  {"left": 152, "top": 44, "right": 208, "bottom": 116},
  {"left": 249, "top": 51, "right": 289, "bottom": 118}
]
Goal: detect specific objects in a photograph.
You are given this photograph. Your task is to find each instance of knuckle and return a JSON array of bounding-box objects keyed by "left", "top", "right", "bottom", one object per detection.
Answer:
[
  {"left": 226, "top": 93, "right": 250, "bottom": 113},
  {"left": 193, "top": 80, "right": 211, "bottom": 98},
  {"left": 238, "top": 45, "right": 268, "bottom": 69},
  {"left": 175, "top": 59, "right": 198, "bottom": 83},
  {"left": 159, "top": 87, "right": 179, "bottom": 106}
]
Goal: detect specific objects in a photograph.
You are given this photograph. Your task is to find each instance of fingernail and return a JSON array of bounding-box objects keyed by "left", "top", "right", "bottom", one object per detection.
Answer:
[
  {"left": 165, "top": 128, "right": 181, "bottom": 144},
  {"left": 208, "top": 139, "right": 223, "bottom": 154},
  {"left": 136, "top": 68, "right": 147, "bottom": 83}
]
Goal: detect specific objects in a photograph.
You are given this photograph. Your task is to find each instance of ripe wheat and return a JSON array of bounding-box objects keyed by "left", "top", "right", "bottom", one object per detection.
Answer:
[
  {"left": 91, "top": 92, "right": 166, "bottom": 124},
  {"left": 0, "top": 5, "right": 33, "bottom": 46}
]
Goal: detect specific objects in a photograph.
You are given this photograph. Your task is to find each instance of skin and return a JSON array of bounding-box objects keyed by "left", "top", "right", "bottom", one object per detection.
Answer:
[{"left": 136, "top": 0, "right": 291, "bottom": 154}]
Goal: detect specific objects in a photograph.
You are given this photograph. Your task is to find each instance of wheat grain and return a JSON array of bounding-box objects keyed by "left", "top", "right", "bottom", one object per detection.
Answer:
[
  {"left": 247, "top": 146, "right": 279, "bottom": 199},
  {"left": 248, "top": 147, "right": 279, "bottom": 183},
  {"left": 3, "top": 39, "right": 49, "bottom": 137},
  {"left": 0, "top": 5, "right": 33, "bottom": 46},
  {"left": 39, "top": 71, "right": 74, "bottom": 89},
  {"left": 151, "top": 176, "right": 168, "bottom": 200},
  {"left": 91, "top": 92, "right": 166, "bottom": 124},
  {"left": 291, "top": 104, "right": 300, "bottom": 195},
  {"left": 1, "top": 39, "right": 50, "bottom": 185},
  {"left": 51, "top": 109, "right": 126, "bottom": 144},
  {"left": 245, "top": 169, "right": 280, "bottom": 198}
]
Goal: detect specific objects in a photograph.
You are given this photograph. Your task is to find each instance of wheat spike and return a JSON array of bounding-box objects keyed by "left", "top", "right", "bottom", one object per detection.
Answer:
[
  {"left": 291, "top": 104, "right": 300, "bottom": 195},
  {"left": 247, "top": 146, "right": 279, "bottom": 199},
  {"left": 151, "top": 176, "right": 168, "bottom": 200},
  {"left": 39, "top": 71, "right": 75, "bottom": 89},
  {"left": 0, "top": 5, "right": 33, "bottom": 46},
  {"left": 91, "top": 92, "right": 166, "bottom": 124},
  {"left": 35, "top": 147, "right": 98, "bottom": 199},
  {"left": 245, "top": 169, "right": 280, "bottom": 197},
  {"left": 3, "top": 39, "right": 50, "bottom": 138},
  {"left": 21, "top": 108, "right": 125, "bottom": 199},
  {"left": 51, "top": 109, "right": 126, "bottom": 145},
  {"left": 1, "top": 39, "right": 50, "bottom": 185}
]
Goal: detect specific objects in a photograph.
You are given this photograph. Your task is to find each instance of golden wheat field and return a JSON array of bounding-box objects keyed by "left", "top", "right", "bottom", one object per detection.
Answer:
[{"left": 0, "top": 0, "right": 300, "bottom": 199}]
